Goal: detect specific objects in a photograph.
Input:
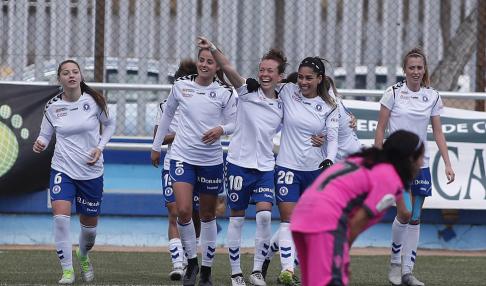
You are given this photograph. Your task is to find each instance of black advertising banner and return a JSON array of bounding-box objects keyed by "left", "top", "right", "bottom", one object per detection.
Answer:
[{"left": 0, "top": 84, "right": 60, "bottom": 196}]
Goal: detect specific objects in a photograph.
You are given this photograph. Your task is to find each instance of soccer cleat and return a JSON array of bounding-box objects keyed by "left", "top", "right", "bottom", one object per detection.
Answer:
[
  {"left": 58, "top": 269, "right": 75, "bottom": 284},
  {"left": 248, "top": 271, "right": 266, "bottom": 286},
  {"left": 169, "top": 266, "right": 185, "bottom": 281},
  {"left": 231, "top": 274, "right": 247, "bottom": 286},
  {"left": 198, "top": 265, "right": 213, "bottom": 286},
  {"left": 261, "top": 259, "right": 271, "bottom": 279},
  {"left": 388, "top": 263, "right": 402, "bottom": 286},
  {"left": 76, "top": 248, "right": 94, "bottom": 282},
  {"left": 182, "top": 260, "right": 199, "bottom": 286},
  {"left": 278, "top": 269, "right": 295, "bottom": 286},
  {"left": 402, "top": 273, "right": 425, "bottom": 286}
]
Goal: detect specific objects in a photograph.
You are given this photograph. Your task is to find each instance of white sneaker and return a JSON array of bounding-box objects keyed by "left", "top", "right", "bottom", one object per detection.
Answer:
[
  {"left": 231, "top": 274, "right": 247, "bottom": 286},
  {"left": 402, "top": 273, "right": 425, "bottom": 286},
  {"left": 76, "top": 248, "right": 94, "bottom": 282},
  {"left": 248, "top": 271, "right": 266, "bottom": 286},
  {"left": 58, "top": 269, "right": 75, "bottom": 284},
  {"left": 169, "top": 266, "right": 184, "bottom": 281},
  {"left": 388, "top": 263, "right": 402, "bottom": 286}
]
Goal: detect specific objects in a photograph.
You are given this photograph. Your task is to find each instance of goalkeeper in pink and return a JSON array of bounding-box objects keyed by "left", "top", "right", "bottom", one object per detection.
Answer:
[{"left": 290, "top": 130, "right": 425, "bottom": 286}]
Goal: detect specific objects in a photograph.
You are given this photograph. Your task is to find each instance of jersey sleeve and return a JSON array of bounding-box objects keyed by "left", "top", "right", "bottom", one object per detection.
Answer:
[
  {"left": 36, "top": 112, "right": 55, "bottom": 148},
  {"left": 152, "top": 86, "right": 179, "bottom": 152},
  {"left": 380, "top": 86, "right": 396, "bottom": 111},
  {"left": 236, "top": 84, "right": 251, "bottom": 99},
  {"left": 362, "top": 164, "right": 404, "bottom": 218},
  {"left": 430, "top": 90, "right": 444, "bottom": 117},
  {"left": 324, "top": 106, "right": 339, "bottom": 162},
  {"left": 220, "top": 89, "right": 237, "bottom": 135},
  {"left": 97, "top": 109, "right": 116, "bottom": 151}
]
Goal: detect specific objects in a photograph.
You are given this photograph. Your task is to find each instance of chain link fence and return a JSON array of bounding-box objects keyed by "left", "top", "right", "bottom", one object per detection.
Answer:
[{"left": 0, "top": 0, "right": 485, "bottom": 136}]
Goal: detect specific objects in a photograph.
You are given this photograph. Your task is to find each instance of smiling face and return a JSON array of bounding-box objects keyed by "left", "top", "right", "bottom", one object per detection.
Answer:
[
  {"left": 297, "top": 66, "right": 322, "bottom": 98},
  {"left": 57, "top": 62, "right": 82, "bottom": 90},
  {"left": 258, "top": 59, "right": 282, "bottom": 92},
  {"left": 196, "top": 49, "right": 219, "bottom": 82},
  {"left": 404, "top": 56, "right": 425, "bottom": 91}
]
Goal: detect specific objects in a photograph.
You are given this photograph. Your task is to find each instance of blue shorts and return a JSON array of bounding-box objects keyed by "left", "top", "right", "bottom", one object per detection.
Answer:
[
  {"left": 275, "top": 165, "right": 321, "bottom": 203},
  {"left": 49, "top": 169, "right": 103, "bottom": 216},
  {"left": 225, "top": 162, "right": 275, "bottom": 211},
  {"left": 411, "top": 167, "right": 432, "bottom": 197},
  {"left": 162, "top": 169, "right": 199, "bottom": 210},
  {"left": 169, "top": 160, "right": 223, "bottom": 195}
]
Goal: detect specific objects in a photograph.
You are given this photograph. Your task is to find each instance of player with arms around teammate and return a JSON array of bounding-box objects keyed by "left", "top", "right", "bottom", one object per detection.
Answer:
[
  {"left": 270, "top": 57, "right": 339, "bottom": 285},
  {"left": 375, "top": 48, "right": 455, "bottom": 286},
  {"left": 198, "top": 36, "right": 287, "bottom": 286},
  {"left": 33, "top": 60, "right": 115, "bottom": 284},
  {"left": 153, "top": 59, "right": 202, "bottom": 281},
  {"left": 151, "top": 47, "right": 237, "bottom": 286},
  {"left": 291, "top": 130, "right": 425, "bottom": 286}
]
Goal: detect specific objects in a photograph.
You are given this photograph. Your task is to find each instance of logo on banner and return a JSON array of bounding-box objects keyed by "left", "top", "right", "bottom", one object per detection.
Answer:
[{"left": 0, "top": 104, "right": 30, "bottom": 177}]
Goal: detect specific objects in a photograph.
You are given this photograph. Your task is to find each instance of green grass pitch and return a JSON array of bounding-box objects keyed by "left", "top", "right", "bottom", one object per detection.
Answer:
[{"left": 1, "top": 250, "right": 485, "bottom": 285}]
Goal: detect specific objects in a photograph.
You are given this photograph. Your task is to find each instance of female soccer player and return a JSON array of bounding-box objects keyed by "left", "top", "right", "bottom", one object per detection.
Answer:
[
  {"left": 273, "top": 57, "right": 339, "bottom": 285},
  {"left": 291, "top": 130, "right": 425, "bottom": 286},
  {"left": 153, "top": 59, "right": 201, "bottom": 281},
  {"left": 33, "top": 60, "right": 115, "bottom": 284},
  {"left": 198, "top": 36, "right": 287, "bottom": 286},
  {"left": 375, "top": 48, "right": 455, "bottom": 286},
  {"left": 151, "top": 47, "right": 237, "bottom": 286}
]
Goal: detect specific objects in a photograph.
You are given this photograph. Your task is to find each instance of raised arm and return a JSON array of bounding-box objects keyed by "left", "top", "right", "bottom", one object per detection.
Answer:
[{"left": 197, "top": 36, "right": 245, "bottom": 88}]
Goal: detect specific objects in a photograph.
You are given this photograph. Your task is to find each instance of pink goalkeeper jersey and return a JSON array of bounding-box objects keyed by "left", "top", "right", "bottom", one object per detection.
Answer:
[{"left": 290, "top": 157, "right": 404, "bottom": 233}]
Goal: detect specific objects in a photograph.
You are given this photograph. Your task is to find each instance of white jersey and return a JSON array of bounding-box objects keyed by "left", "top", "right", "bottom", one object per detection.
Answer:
[
  {"left": 329, "top": 89, "right": 361, "bottom": 161},
  {"left": 380, "top": 81, "right": 444, "bottom": 167},
  {"left": 226, "top": 84, "right": 283, "bottom": 171},
  {"left": 37, "top": 93, "right": 115, "bottom": 180},
  {"left": 154, "top": 101, "right": 180, "bottom": 170},
  {"left": 276, "top": 83, "right": 339, "bottom": 171},
  {"left": 152, "top": 75, "right": 237, "bottom": 166}
]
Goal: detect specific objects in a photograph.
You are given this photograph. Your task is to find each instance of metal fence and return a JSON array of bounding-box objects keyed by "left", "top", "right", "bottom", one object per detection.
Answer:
[{"left": 0, "top": 0, "right": 485, "bottom": 135}]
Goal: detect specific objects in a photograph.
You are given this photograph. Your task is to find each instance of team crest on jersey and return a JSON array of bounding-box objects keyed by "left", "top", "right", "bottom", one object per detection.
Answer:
[
  {"left": 164, "top": 187, "right": 173, "bottom": 197},
  {"left": 229, "top": 193, "right": 239, "bottom": 202},
  {"left": 52, "top": 185, "right": 61, "bottom": 194},
  {"left": 209, "top": 91, "right": 216, "bottom": 98},
  {"left": 279, "top": 186, "right": 288, "bottom": 196},
  {"left": 422, "top": 95, "right": 429, "bottom": 102},
  {"left": 83, "top": 103, "right": 90, "bottom": 111},
  {"left": 278, "top": 102, "right": 282, "bottom": 109},
  {"left": 315, "top": 104, "right": 323, "bottom": 112}
]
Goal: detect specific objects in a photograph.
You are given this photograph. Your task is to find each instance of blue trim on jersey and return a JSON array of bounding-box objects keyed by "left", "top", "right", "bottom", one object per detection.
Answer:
[
  {"left": 225, "top": 162, "right": 274, "bottom": 211},
  {"left": 411, "top": 168, "right": 432, "bottom": 197},
  {"left": 49, "top": 169, "right": 103, "bottom": 216},
  {"left": 274, "top": 165, "right": 321, "bottom": 203}
]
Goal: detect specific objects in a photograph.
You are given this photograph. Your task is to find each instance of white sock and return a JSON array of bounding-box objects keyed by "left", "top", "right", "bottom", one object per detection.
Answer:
[
  {"left": 279, "top": 222, "right": 295, "bottom": 272},
  {"left": 267, "top": 229, "right": 280, "bottom": 261},
  {"left": 390, "top": 217, "right": 408, "bottom": 264},
  {"left": 226, "top": 216, "right": 245, "bottom": 275},
  {"left": 253, "top": 211, "right": 271, "bottom": 272},
  {"left": 168, "top": 238, "right": 184, "bottom": 269},
  {"left": 403, "top": 224, "right": 420, "bottom": 274},
  {"left": 200, "top": 219, "right": 217, "bottom": 267},
  {"left": 177, "top": 219, "right": 197, "bottom": 260},
  {"left": 53, "top": 215, "right": 73, "bottom": 271},
  {"left": 79, "top": 224, "right": 96, "bottom": 257}
]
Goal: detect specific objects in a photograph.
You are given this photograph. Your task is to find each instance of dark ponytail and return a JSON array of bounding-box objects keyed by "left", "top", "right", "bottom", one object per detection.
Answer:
[
  {"left": 57, "top": 59, "right": 108, "bottom": 115},
  {"left": 350, "top": 130, "right": 424, "bottom": 185}
]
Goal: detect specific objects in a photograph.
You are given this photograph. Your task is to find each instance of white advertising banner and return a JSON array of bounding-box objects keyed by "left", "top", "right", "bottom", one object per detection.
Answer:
[{"left": 344, "top": 99, "right": 486, "bottom": 210}]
